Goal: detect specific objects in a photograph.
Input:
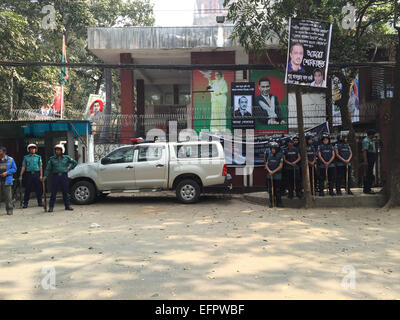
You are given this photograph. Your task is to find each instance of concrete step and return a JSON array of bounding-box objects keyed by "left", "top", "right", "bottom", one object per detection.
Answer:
[{"left": 243, "top": 188, "right": 385, "bottom": 208}]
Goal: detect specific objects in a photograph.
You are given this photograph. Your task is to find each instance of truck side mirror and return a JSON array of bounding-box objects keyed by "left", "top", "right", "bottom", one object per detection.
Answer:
[{"left": 101, "top": 157, "right": 111, "bottom": 165}]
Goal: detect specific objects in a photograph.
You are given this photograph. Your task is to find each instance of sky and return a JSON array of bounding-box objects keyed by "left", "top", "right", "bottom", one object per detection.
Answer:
[{"left": 150, "top": 0, "right": 196, "bottom": 26}]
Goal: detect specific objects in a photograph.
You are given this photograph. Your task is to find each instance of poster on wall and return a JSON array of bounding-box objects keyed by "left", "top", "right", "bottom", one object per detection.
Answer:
[
  {"left": 251, "top": 70, "right": 288, "bottom": 135},
  {"left": 285, "top": 18, "right": 332, "bottom": 88},
  {"left": 332, "top": 72, "right": 360, "bottom": 126},
  {"left": 231, "top": 82, "right": 255, "bottom": 129},
  {"left": 192, "top": 70, "right": 235, "bottom": 134},
  {"left": 84, "top": 93, "right": 105, "bottom": 135}
]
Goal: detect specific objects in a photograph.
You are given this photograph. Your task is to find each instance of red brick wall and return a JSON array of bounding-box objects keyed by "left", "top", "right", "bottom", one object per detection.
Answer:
[{"left": 120, "top": 53, "right": 135, "bottom": 142}]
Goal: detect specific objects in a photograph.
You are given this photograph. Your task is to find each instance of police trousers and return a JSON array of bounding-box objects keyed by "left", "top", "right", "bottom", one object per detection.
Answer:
[
  {"left": 319, "top": 166, "right": 335, "bottom": 192},
  {"left": 285, "top": 167, "right": 301, "bottom": 197},
  {"left": 49, "top": 173, "right": 70, "bottom": 208},
  {"left": 363, "top": 153, "right": 375, "bottom": 192},
  {"left": 267, "top": 177, "right": 282, "bottom": 206},
  {"left": 24, "top": 172, "right": 43, "bottom": 205},
  {"left": 336, "top": 165, "right": 352, "bottom": 192}
]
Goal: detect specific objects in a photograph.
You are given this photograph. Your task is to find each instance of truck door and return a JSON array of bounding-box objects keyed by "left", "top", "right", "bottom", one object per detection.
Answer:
[
  {"left": 98, "top": 146, "right": 136, "bottom": 190},
  {"left": 134, "top": 145, "right": 167, "bottom": 188}
]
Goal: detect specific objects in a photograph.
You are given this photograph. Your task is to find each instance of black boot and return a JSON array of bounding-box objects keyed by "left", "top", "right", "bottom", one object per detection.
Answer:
[
  {"left": 336, "top": 189, "right": 342, "bottom": 196},
  {"left": 48, "top": 207, "right": 54, "bottom": 212},
  {"left": 347, "top": 189, "right": 353, "bottom": 195},
  {"left": 23, "top": 204, "right": 28, "bottom": 209},
  {"left": 65, "top": 206, "right": 74, "bottom": 211},
  {"left": 329, "top": 189, "right": 336, "bottom": 196}
]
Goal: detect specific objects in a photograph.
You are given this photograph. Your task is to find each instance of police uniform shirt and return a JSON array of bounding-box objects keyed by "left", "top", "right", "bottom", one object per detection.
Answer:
[
  {"left": 264, "top": 147, "right": 271, "bottom": 159},
  {"left": 44, "top": 155, "right": 78, "bottom": 177},
  {"left": 317, "top": 144, "right": 335, "bottom": 168},
  {"left": 22, "top": 154, "right": 42, "bottom": 172},
  {"left": 334, "top": 143, "right": 351, "bottom": 166},
  {"left": 284, "top": 146, "right": 300, "bottom": 169},
  {"left": 266, "top": 152, "right": 283, "bottom": 180},
  {"left": 362, "top": 136, "right": 376, "bottom": 153},
  {"left": 306, "top": 145, "right": 315, "bottom": 162}
]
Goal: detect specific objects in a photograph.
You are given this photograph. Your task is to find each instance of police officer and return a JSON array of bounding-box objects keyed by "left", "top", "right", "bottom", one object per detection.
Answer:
[
  {"left": 362, "top": 129, "right": 377, "bottom": 194},
  {"left": 293, "top": 135, "right": 300, "bottom": 148},
  {"left": 43, "top": 144, "right": 78, "bottom": 212},
  {"left": 306, "top": 135, "right": 317, "bottom": 194},
  {"left": 317, "top": 134, "right": 336, "bottom": 196},
  {"left": 19, "top": 144, "right": 43, "bottom": 208},
  {"left": 283, "top": 138, "right": 302, "bottom": 199},
  {"left": 335, "top": 134, "right": 353, "bottom": 195},
  {"left": 265, "top": 142, "right": 284, "bottom": 207},
  {"left": 263, "top": 141, "right": 271, "bottom": 163}
]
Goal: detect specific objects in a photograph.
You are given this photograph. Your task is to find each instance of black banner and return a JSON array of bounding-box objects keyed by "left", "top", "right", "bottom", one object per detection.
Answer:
[
  {"left": 285, "top": 18, "right": 332, "bottom": 88},
  {"left": 231, "top": 82, "right": 255, "bottom": 129}
]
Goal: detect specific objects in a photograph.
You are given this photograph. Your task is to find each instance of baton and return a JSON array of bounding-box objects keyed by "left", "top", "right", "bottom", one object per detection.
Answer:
[
  {"left": 313, "top": 165, "right": 316, "bottom": 196},
  {"left": 42, "top": 180, "right": 47, "bottom": 212},
  {"left": 19, "top": 180, "right": 23, "bottom": 209},
  {"left": 293, "top": 165, "right": 296, "bottom": 195},
  {"left": 325, "top": 166, "right": 329, "bottom": 192},
  {"left": 270, "top": 173, "right": 275, "bottom": 208}
]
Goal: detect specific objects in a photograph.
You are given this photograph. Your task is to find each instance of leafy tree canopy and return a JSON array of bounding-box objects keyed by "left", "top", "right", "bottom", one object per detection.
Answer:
[{"left": 0, "top": 0, "right": 154, "bottom": 118}]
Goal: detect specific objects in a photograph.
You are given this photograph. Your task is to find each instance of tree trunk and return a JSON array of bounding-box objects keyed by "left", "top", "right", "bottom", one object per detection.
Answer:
[
  {"left": 383, "top": 30, "right": 400, "bottom": 209},
  {"left": 335, "top": 71, "right": 360, "bottom": 186},
  {"left": 294, "top": 86, "right": 314, "bottom": 208}
]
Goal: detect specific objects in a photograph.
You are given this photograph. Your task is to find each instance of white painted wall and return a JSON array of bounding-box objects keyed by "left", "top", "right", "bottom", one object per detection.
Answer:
[{"left": 288, "top": 92, "right": 326, "bottom": 132}]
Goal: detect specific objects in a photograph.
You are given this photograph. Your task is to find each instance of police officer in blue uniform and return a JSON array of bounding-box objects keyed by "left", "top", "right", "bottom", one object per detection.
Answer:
[
  {"left": 19, "top": 144, "right": 43, "bottom": 208},
  {"left": 263, "top": 141, "right": 271, "bottom": 163},
  {"left": 335, "top": 134, "right": 353, "bottom": 195},
  {"left": 43, "top": 144, "right": 78, "bottom": 212},
  {"left": 306, "top": 135, "right": 317, "bottom": 194},
  {"left": 283, "top": 138, "right": 302, "bottom": 199},
  {"left": 317, "top": 133, "right": 336, "bottom": 196},
  {"left": 362, "top": 129, "right": 377, "bottom": 194},
  {"left": 265, "top": 142, "right": 284, "bottom": 207}
]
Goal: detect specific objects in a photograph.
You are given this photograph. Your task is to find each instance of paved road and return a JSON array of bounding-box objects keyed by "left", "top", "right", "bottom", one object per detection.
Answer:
[{"left": 0, "top": 194, "right": 399, "bottom": 299}]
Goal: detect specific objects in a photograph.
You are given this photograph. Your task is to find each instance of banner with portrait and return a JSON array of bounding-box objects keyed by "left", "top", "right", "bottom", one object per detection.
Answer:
[
  {"left": 192, "top": 70, "right": 235, "bottom": 134},
  {"left": 85, "top": 94, "right": 105, "bottom": 135},
  {"left": 231, "top": 82, "right": 255, "bottom": 129},
  {"left": 251, "top": 70, "right": 288, "bottom": 135},
  {"left": 285, "top": 18, "right": 332, "bottom": 88},
  {"left": 332, "top": 72, "right": 360, "bottom": 126}
]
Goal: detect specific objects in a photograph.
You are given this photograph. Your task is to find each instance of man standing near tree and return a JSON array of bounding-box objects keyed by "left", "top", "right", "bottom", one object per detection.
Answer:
[{"left": 362, "top": 129, "right": 377, "bottom": 194}]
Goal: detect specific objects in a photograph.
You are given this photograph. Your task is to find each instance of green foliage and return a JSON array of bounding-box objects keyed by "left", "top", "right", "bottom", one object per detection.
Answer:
[
  {"left": 223, "top": 0, "right": 396, "bottom": 63},
  {"left": 0, "top": 0, "right": 154, "bottom": 119}
]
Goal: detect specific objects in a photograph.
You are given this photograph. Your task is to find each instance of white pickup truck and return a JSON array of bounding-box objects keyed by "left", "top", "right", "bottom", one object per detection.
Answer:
[{"left": 68, "top": 141, "right": 232, "bottom": 204}]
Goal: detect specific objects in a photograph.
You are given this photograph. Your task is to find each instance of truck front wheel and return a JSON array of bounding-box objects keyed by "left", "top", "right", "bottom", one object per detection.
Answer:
[
  {"left": 71, "top": 181, "right": 96, "bottom": 205},
  {"left": 176, "top": 179, "right": 201, "bottom": 204}
]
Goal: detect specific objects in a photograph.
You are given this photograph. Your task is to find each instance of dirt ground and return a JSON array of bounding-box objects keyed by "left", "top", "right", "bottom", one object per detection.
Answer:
[{"left": 0, "top": 193, "right": 399, "bottom": 300}]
